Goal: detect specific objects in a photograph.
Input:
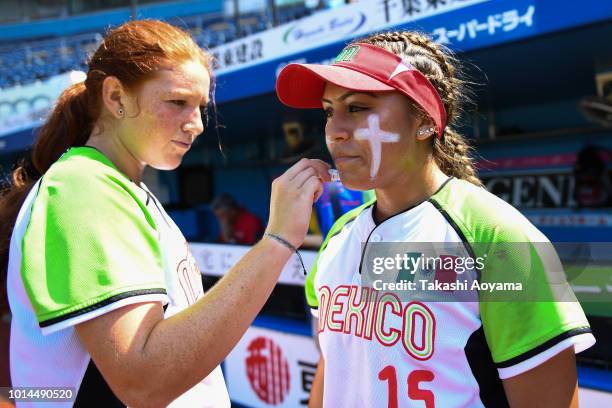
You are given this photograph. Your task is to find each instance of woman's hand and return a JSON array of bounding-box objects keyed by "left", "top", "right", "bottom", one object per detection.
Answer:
[{"left": 266, "top": 158, "right": 331, "bottom": 248}]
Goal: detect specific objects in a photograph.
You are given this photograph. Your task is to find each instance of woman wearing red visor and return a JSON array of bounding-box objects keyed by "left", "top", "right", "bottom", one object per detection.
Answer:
[{"left": 276, "top": 32, "right": 594, "bottom": 408}]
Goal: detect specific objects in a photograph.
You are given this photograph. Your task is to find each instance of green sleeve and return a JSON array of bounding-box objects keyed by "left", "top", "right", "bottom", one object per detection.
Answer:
[
  {"left": 479, "top": 238, "right": 592, "bottom": 365},
  {"left": 430, "top": 179, "right": 593, "bottom": 366},
  {"left": 480, "top": 226, "right": 590, "bottom": 366},
  {"left": 22, "top": 159, "right": 166, "bottom": 327}
]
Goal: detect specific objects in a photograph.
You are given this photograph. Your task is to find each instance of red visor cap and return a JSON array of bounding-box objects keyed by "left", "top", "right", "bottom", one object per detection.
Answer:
[{"left": 276, "top": 43, "right": 447, "bottom": 137}]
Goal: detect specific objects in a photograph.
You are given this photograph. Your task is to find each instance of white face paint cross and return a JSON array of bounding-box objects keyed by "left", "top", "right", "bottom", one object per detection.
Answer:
[{"left": 354, "top": 114, "right": 400, "bottom": 179}]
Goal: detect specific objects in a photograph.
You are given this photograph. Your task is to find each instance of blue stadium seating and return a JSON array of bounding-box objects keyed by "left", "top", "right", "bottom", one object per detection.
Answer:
[
  {"left": 0, "top": 3, "right": 314, "bottom": 90},
  {"left": 0, "top": 32, "right": 95, "bottom": 88}
]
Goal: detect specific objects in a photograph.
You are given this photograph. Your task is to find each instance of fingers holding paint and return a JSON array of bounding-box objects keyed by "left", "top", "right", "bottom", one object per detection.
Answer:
[
  {"left": 266, "top": 159, "right": 331, "bottom": 248},
  {"left": 292, "top": 165, "right": 324, "bottom": 187},
  {"left": 284, "top": 158, "right": 331, "bottom": 183},
  {"left": 297, "top": 169, "right": 325, "bottom": 203},
  {"left": 286, "top": 158, "right": 331, "bottom": 202}
]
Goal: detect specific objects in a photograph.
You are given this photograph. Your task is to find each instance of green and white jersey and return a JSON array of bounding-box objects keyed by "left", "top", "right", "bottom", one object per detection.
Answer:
[
  {"left": 306, "top": 177, "right": 595, "bottom": 407},
  {"left": 7, "top": 147, "right": 230, "bottom": 407}
]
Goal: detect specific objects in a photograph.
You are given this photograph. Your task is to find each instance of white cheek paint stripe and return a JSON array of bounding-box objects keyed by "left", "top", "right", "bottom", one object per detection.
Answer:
[{"left": 354, "top": 114, "right": 400, "bottom": 178}]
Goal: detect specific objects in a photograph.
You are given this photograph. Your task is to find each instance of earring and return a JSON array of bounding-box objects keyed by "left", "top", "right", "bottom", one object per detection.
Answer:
[
  {"left": 117, "top": 107, "right": 124, "bottom": 117},
  {"left": 417, "top": 126, "right": 435, "bottom": 136}
]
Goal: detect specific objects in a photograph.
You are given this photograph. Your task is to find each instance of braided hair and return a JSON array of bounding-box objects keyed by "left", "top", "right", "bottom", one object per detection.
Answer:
[{"left": 354, "top": 31, "right": 482, "bottom": 186}]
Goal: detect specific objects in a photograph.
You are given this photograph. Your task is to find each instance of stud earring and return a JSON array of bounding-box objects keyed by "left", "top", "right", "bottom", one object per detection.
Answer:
[
  {"left": 417, "top": 126, "right": 435, "bottom": 136},
  {"left": 117, "top": 107, "right": 124, "bottom": 117}
]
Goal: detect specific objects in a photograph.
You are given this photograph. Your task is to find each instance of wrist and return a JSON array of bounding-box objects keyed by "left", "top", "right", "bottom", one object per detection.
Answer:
[
  {"left": 263, "top": 232, "right": 308, "bottom": 276},
  {"left": 263, "top": 232, "right": 296, "bottom": 252},
  {"left": 261, "top": 233, "right": 294, "bottom": 257}
]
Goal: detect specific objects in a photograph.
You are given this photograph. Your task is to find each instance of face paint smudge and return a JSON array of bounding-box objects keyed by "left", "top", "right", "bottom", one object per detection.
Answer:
[{"left": 354, "top": 114, "right": 400, "bottom": 179}]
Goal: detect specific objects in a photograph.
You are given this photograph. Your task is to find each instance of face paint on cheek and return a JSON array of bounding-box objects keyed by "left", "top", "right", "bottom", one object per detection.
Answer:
[{"left": 354, "top": 113, "right": 400, "bottom": 179}]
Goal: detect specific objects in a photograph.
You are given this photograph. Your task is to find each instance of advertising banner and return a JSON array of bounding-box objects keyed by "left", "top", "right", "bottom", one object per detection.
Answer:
[
  {"left": 190, "top": 242, "right": 317, "bottom": 286},
  {"left": 210, "top": 0, "right": 487, "bottom": 75},
  {"left": 213, "top": 0, "right": 612, "bottom": 103},
  {"left": 478, "top": 148, "right": 612, "bottom": 209},
  {"left": 224, "top": 326, "right": 320, "bottom": 407}
]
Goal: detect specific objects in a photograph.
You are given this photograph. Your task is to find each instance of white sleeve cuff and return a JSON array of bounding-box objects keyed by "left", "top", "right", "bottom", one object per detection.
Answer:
[
  {"left": 40, "top": 293, "right": 169, "bottom": 335},
  {"left": 498, "top": 332, "right": 596, "bottom": 379}
]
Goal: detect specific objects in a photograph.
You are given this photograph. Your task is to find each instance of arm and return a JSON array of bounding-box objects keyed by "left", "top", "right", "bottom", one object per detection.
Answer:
[
  {"left": 309, "top": 356, "right": 325, "bottom": 408},
  {"left": 502, "top": 347, "right": 579, "bottom": 408},
  {"left": 76, "top": 159, "right": 330, "bottom": 407}
]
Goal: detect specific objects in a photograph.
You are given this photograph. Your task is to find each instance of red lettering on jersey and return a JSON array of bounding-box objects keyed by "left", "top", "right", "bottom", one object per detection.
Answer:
[
  {"left": 378, "top": 365, "right": 398, "bottom": 408},
  {"left": 176, "top": 242, "right": 204, "bottom": 305},
  {"left": 364, "top": 289, "right": 378, "bottom": 340},
  {"left": 408, "top": 370, "right": 435, "bottom": 408},
  {"left": 374, "top": 292, "right": 402, "bottom": 347},
  {"left": 319, "top": 287, "right": 437, "bottom": 360},
  {"left": 413, "top": 311, "right": 426, "bottom": 352},
  {"left": 402, "top": 302, "right": 436, "bottom": 361},
  {"left": 344, "top": 286, "right": 369, "bottom": 337},
  {"left": 318, "top": 286, "right": 332, "bottom": 333},
  {"left": 379, "top": 366, "right": 435, "bottom": 408},
  {"left": 328, "top": 285, "right": 350, "bottom": 333}
]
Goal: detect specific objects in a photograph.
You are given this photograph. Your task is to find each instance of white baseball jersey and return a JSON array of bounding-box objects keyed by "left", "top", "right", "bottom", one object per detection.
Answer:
[
  {"left": 8, "top": 147, "right": 230, "bottom": 407},
  {"left": 306, "top": 177, "right": 595, "bottom": 407}
]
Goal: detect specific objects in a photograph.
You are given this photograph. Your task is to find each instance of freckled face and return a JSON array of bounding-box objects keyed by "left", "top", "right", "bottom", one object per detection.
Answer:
[
  {"left": 120, "top": 60, "right": 211, "bottom": 170},
  {"left": 322, "top": 82, "right": 424, "bottom": 191}
]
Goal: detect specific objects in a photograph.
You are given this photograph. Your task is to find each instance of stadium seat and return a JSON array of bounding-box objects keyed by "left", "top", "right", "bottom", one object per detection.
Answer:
[{"left": 0, "top": 6, "right": 324, "bottom": 89}]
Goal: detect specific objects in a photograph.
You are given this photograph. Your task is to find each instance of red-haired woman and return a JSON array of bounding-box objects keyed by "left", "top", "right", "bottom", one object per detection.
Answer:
[{"left": 2, "top": 20, "right": 329, "bottom": 407}]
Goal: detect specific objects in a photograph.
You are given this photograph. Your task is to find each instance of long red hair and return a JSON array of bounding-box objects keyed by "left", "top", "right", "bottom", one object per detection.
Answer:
[{"left": 0, "top": 19, "right": 213, "bottom": 295}]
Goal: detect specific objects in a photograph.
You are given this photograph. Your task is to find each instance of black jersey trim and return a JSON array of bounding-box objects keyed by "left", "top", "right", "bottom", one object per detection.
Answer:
[
  {"left": 358, "top": 225, "right": 379, "bottom": 275},
  {"left": 39, "top": 288, "right": 168, "bottom": 328},
  {"left": 465, "top": 326, "right": 510, "bottom": 407},
  {"left": 34, "top": 178, "right": 43, "bottom": 195},
  {"left": 495, "top": 327, "right": 593, "bottom": 368},
  {"left": 144, "top": 188, "right": 172, "bottom": 228},
  {"left": 427, "top": 199, "right": 477, "bottom": 261},
  {"left": 75, "top": 360, "right": 126, "bottom": 407},
  {"left": 433, "top": 175, "right": 454, "bottom": 195},
  {"left": 371, "top": 177, "right": 454, "bottom": 227},
  {"left": 358, "top": 178, "right": 455, "bottom": 274}
]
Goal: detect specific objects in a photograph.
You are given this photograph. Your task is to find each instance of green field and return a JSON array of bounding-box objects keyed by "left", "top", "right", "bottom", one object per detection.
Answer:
[{"left": 566, "top": 264, "right": 612, "bottom": 317}]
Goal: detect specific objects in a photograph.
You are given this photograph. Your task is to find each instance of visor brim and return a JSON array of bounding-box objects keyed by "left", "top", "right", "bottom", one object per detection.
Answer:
[{"left": 276, "top": 63, "right": 395, "bottom": 109}]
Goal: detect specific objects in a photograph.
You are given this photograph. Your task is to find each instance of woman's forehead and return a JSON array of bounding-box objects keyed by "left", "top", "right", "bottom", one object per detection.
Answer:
[
  {"left": 322, "top": 82, "right": 352, "bottom": 98},
  {"left": 322, "top": 83, "right": 381, "bottom": 102},
  {"left": 322, "top": 86, "right": 407, "bottom": 109},
  {"left": 150, "top": 60, "right": 210, "bottom": 95}
]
